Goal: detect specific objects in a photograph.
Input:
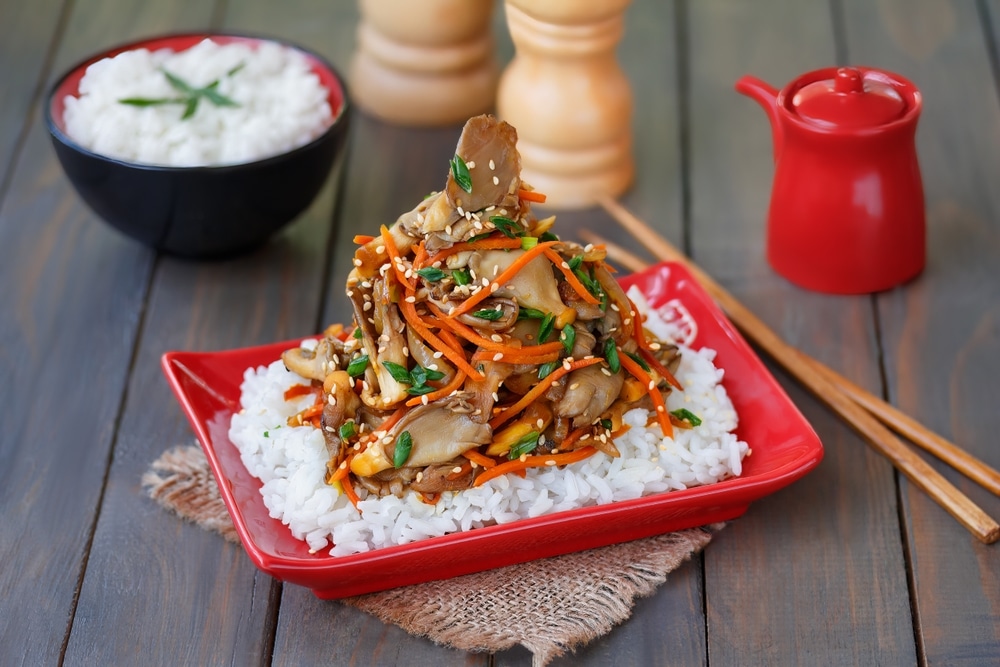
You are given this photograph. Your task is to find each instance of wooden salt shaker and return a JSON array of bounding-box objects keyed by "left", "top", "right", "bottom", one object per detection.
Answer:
[
  {"left": 497, "top": 0, "right": 634, "bottom": 209},
  {"left": 349, "top": 0, "right": 498, "bottom": 126}
]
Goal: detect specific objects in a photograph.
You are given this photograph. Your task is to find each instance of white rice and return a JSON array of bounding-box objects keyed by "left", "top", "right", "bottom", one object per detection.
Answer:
[
  {"left": 229, "top": 295, "right": 749, "bottom": 556},
  {"left": 63, "top": 38, "right": 333, "bottom": 167}
]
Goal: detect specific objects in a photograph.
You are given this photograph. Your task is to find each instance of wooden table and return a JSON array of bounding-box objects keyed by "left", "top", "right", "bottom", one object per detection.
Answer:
[{"left": 3, "top": 0, "right": 999, "bottom": 664}]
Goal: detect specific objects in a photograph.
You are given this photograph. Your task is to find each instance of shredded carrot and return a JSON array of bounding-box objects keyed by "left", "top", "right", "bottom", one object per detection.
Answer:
[
  {"left": 470, "top": 347, "right": 562, "bottom": 365},
  {"left": 462, "top": 449, "right": 498, "bottom": 469},
  {"left": 669, "top": 414, "right": 696, "bottom": 430},
  {"left": 556, "top": 426, "right": 591, "bottom": 451},
  {"left": 446, "top": 461, "right": 473, "bottom": 481},
  {"left": 418, "top": 492, "right": 441, "bottom": 505},
  {"left": 543, "top": 248, "right": 600, "bottom": 305},
  {"left": 341, "top": 472, "right": 360, "bottom": 507},
  {"left": 398, "top": 295, "right": 485, "bottom": 381},
  {"left": 473, "top": 446, "right": 598, "bottom": 487},
  {"left": 428, "top": 302, "right": 564, "bottom": 358},
  {"left": 619, "top": 351, "right": 672, "bottom": 438},
  {"left": 517, "top": 188, "right": 548, "bottom": 203},
  {"left": 405, "top": 368, "right": 467, "bottom": 407},
  {"left": 412, "top": 241, "right": 428, "bottom": 271},
  {"left": 328, "top": 459, "right": 350, "bottom": 483},
  {"left": 283, "top": 383, "right": 320, "bottom": 400},
  {"left": 639, "top": 348, "right": 683, "bottom": 391},
  {"left": 448, "top": 241, "right": 560, "bottom": 318},
  {"left": 610, "top": 424, "right": 632, "bottom": 439},
  {"left": 380, "top": 225, "right": 414, "bottom": 290},
  {"left": 489, "top": 357, "right": 604, "bottom": 430},
  {"left": 353, "top": 234, "right": 376, "bottom": 245},
  {"left": 418, "top": 236, "right": 523, "bottom": 269}
]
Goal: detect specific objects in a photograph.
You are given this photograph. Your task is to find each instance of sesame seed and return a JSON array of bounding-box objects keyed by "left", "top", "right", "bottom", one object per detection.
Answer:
[
  {"left": 405, "top": 295, "right": 416, "bottom": 303},
  {"left": 561, "top": 261, "right": 569, "bottom": 269},
  {"left": 416, "top": 213, "right": 425, "bottom": 223},
  {"left": 421, "top": 394, "right": 429, "bottom": 405},
  {"left": 657, "top": 405, "right": 666, "bottom": 413},
  {"left": 353, "top": 258, "right": 363, "bottom": 266},
  {"left": 485, "top": 205, "right": 496, "bottom": 212},
  {"left": 328, "top": 395, "right": 337, "bottom": 405},
  {"left": 623, "top": 318, "right": 632, "bottom": 325},
  {"left": 452, "top": 466, "right": 463, "bottom": 474},
  {"left": 402, "top": 346, "right": 410, "bottom": 356},
  {"left": 601, "top": 368, "right": 612, "bottom": 376},
  {"left": 492, "top": 176, "right": 500, "bottom": 185},
  {"left": 482, "top": 277, "right": 490, "bottom": 286},
  {"left": 536, "top": 419, "right": 544, "bottom": 429},
  {"left": 649, "top": 342, "right": 661, "bottom": 350},
  {"left": 467, "top": 161, "right": 476, "bottom": 169},
  {"left": 569, "top": 382, "right": 580, "bottom": 390},
  {"left": 405, "top": 269, "right": 413, "bottom": 279},
  {"left": 610, "top": 303, "right": 620, "bottom": 312},
  {"left": 493, "top": 265, "right": 500, "bottom": 276},
  {"left": 648, "top": 380, "right": 655, "bottom": 390},
  {"left": 489, "top": 159, "right": 495, "bottom": 170},
  {"left": 346, "top": 289, "right": 354, "bottom": 297},
  {"left": 580, "top": 433, "right": 591, "bottom": 440},
  {"left": 353, "top": 443, "right": 361, "bottom": 451},
  {"left": 538, "top": 434, "right": 546, "bottom": 445},
  {"left": 433, "top": 351, "right": 444, "bottom": 358},
  {"left": 325, "top": 426, "right": 335, "bottom": 432},
  {"left": 491, "top": 392, "right": 499, "bottom": 402},
  {"left": 375, "top": 245, "right": 386, "bottom": 254},
  {"left": 363, "top": 301, "right": 372, "bottom": 311},
  {"left": 545, "top": 460, "right": 556, "bottom": 466},
  {"left": 493, "top": 352, "right": 504, "bottom": 361},
  {"left": 457, "top": 206, "right": 465, "bottom": 216},
  {"left": 490, "top": 283, "right": 498, "bottom": 293},
  {"left": 519, "top": 454, "right": 528, "bottom": 462},
  {"left": 490, "top": 334, "right": 503, "bottom": 342},
  {"left": 499, "top": 209, "right": 508, "bottom": 216},
  {"left": 416, "top": 472, "right": 424, "bottom": 482}
]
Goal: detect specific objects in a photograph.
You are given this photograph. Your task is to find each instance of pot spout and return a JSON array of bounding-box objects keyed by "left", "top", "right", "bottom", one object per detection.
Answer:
[{"left": 735, "top": 75, "right": 782, "bottom": 161}]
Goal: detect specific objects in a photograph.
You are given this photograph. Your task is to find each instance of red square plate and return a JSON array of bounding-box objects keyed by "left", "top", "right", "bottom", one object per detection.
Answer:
[{"left": 162, "top": 261, "right": 823, "bottom": 599}]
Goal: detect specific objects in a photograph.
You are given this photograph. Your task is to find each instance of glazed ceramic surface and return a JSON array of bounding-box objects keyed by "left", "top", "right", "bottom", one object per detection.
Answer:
[
  {"left": 162, "top": 262, "right": 823, "bottom": 599},
  {"left": 737, "top": 66, "right": 925, "bottom": 294}
]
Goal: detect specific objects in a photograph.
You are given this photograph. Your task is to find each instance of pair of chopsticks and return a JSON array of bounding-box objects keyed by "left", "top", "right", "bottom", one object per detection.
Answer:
[{"left": 589, "top": 197, "right": 1000, "bottom": 544}]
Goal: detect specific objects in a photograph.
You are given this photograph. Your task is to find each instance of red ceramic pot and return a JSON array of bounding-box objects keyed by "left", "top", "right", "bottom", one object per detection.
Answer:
[{"left": 736, "top": 67, "right": 925, "bottom": 294}]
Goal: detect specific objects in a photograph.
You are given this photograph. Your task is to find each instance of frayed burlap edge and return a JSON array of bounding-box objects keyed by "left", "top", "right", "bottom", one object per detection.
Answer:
[{"left": 144, "top": 444, "right": 719, "bottom": 666}]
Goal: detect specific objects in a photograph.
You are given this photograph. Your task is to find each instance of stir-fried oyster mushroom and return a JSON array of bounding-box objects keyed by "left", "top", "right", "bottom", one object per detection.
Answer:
[{"left": 279, "top": 114, "right": 687, "bottom": 501}]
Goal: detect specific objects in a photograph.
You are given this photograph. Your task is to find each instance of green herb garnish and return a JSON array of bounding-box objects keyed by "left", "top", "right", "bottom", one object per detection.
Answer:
[
  {"left": 539, "top": 231, "right": 559, "bottom": 243},
  {"left": 538, "top": 312, "right": 555, "bottom": 343},
  {"left": 560, "top": 325, "right": 576, "bottom": 355},
  {"left": 567, "top": 255, "right": 584, "bottom": 270},
  {"left": 520, "top": 237, "right": 538, "bottom": 251},
  {"left": 670, "top": 408, "right": 702, "bottom": 427},
  {"left": 518, "top": 308, "right": 548, "bottom": 320},
  {"left": 472, "top": 308, "right": 505, "bottom": 321},
  {"left": 604, "top": 339, "right": 621, "bottom": 373},
  {"left": 416, "top": 266, "right": 446, "bottom": 282},
  {"left": 489, "top": 215, "right": 522, "bottom": 238},
  {"left": 450, "top": 154, "right": 473, "bottom": 193},
  {"left": 452, "top": 268, "right": 471, "bottom": 286},
  {"left": 537, "top": 361, "right": 557, "bottom": 380},
  {"left": 600, "top": 419, "right": 613, "bottom": 431},
  {"left": 393, "top": 431, "right": 413, "bottom": 468},
  {"left": 352, "top": 327, "right": 364, "bottom": 339},
  {"left": 625, "top": 350, "right": 650, "bottom": 371},
  {"left": 346, "top": 354, "right": 369, "bottom": 377},
  {"left": 381, "top": 361, "right": 445, "bottom": 395},
  {"left": 508, "top": 431, "right": 540, "bottom": 459},
  {"left": 119, "top": 68, "right": 240, "bottom": 120},
  {"left": 338, "top": 421, "right": 357, "bottom": 440}
]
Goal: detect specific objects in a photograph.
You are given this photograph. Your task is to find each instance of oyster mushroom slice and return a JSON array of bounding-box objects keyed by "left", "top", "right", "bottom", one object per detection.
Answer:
[
  {"left": 447, "top": 115, "right": 522, "bottom": 215},
  {"left": 350, "top": 276, "right": 410, "bottom": 410},
  {"left": 281, "top": 336, "right": 340, "bottom": 382},
  {"left": 350, "top": 398, "right": 493, "bottom": 477},
  {"left": 554, "top": 363, "right": 625, "bottom": 429},
  {"left": 468, "top": 249, "right": 573, "bottom": 327}
]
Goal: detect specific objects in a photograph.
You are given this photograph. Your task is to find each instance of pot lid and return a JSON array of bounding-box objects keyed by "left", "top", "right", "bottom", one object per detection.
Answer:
[{"left": 790, "top": 67, "right": 906, "bottom": 128}]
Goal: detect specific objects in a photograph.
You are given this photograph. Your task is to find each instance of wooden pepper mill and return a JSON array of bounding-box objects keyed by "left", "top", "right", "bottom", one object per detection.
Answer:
[
  {"left": 349, "top": 0, "right": 499, "bottom": 126},
  {"left": 497, "top": 0, "right": 634, "bottom": 209}
]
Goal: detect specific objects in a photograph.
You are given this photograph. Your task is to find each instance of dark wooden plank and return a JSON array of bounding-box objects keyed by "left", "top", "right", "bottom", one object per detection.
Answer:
[
  {"left": 58, "top": 1, "right": 357, "bottom": 664},
  {"left": 685, "top": 0, "right": 917, "bottom": 663},
  {"left": 0, "top": 0, "right": 65, "bottom": 189},
  {"left": 844, "top": 0, "right": 1000, "bottom": 662},
  {"left": 0, "top": 2, "right": 217, "bottom": 664},
  {"left": 495, "top": 1, "right": 710, "bottom": 665}
]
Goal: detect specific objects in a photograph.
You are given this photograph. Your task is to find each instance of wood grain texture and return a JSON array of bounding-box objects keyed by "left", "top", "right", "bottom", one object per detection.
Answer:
[
  {"left": 684, "top": 0, "right": 916, "bottom": 663},
  {"left": 0, "top": 0, "right": 214, "bottom": 663},
  {"left": 0, "top": 0, "right": 65, "bottom": 189},
  {"left": 60, "top": 0, "right": 351, "bottom": 664},
  {"left": 845, "top": 0, "right": 1000, "bottom": 662}
]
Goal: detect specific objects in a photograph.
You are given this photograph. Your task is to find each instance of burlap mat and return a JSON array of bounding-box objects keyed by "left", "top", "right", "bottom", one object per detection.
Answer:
[{"left": 143, "top": 444, "right": 718, "bottom": 666}]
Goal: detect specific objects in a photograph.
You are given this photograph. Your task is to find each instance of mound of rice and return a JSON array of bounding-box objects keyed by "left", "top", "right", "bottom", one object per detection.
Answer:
[
  {"left": 229, "top": 292, "right": 749, "bottom": 557},
  {"left": 63, "top": 38, "right": 333, "bottom": 167}
]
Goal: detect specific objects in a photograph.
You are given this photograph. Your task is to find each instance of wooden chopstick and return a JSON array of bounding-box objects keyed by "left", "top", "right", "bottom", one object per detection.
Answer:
[{"left": 590, "top": 197, "right": 1000, "bottom": 544}]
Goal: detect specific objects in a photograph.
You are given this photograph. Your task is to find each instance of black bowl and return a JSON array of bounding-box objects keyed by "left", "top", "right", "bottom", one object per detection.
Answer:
[{"left": 44, "top": 33, "right": 350, "bottom": 259}]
